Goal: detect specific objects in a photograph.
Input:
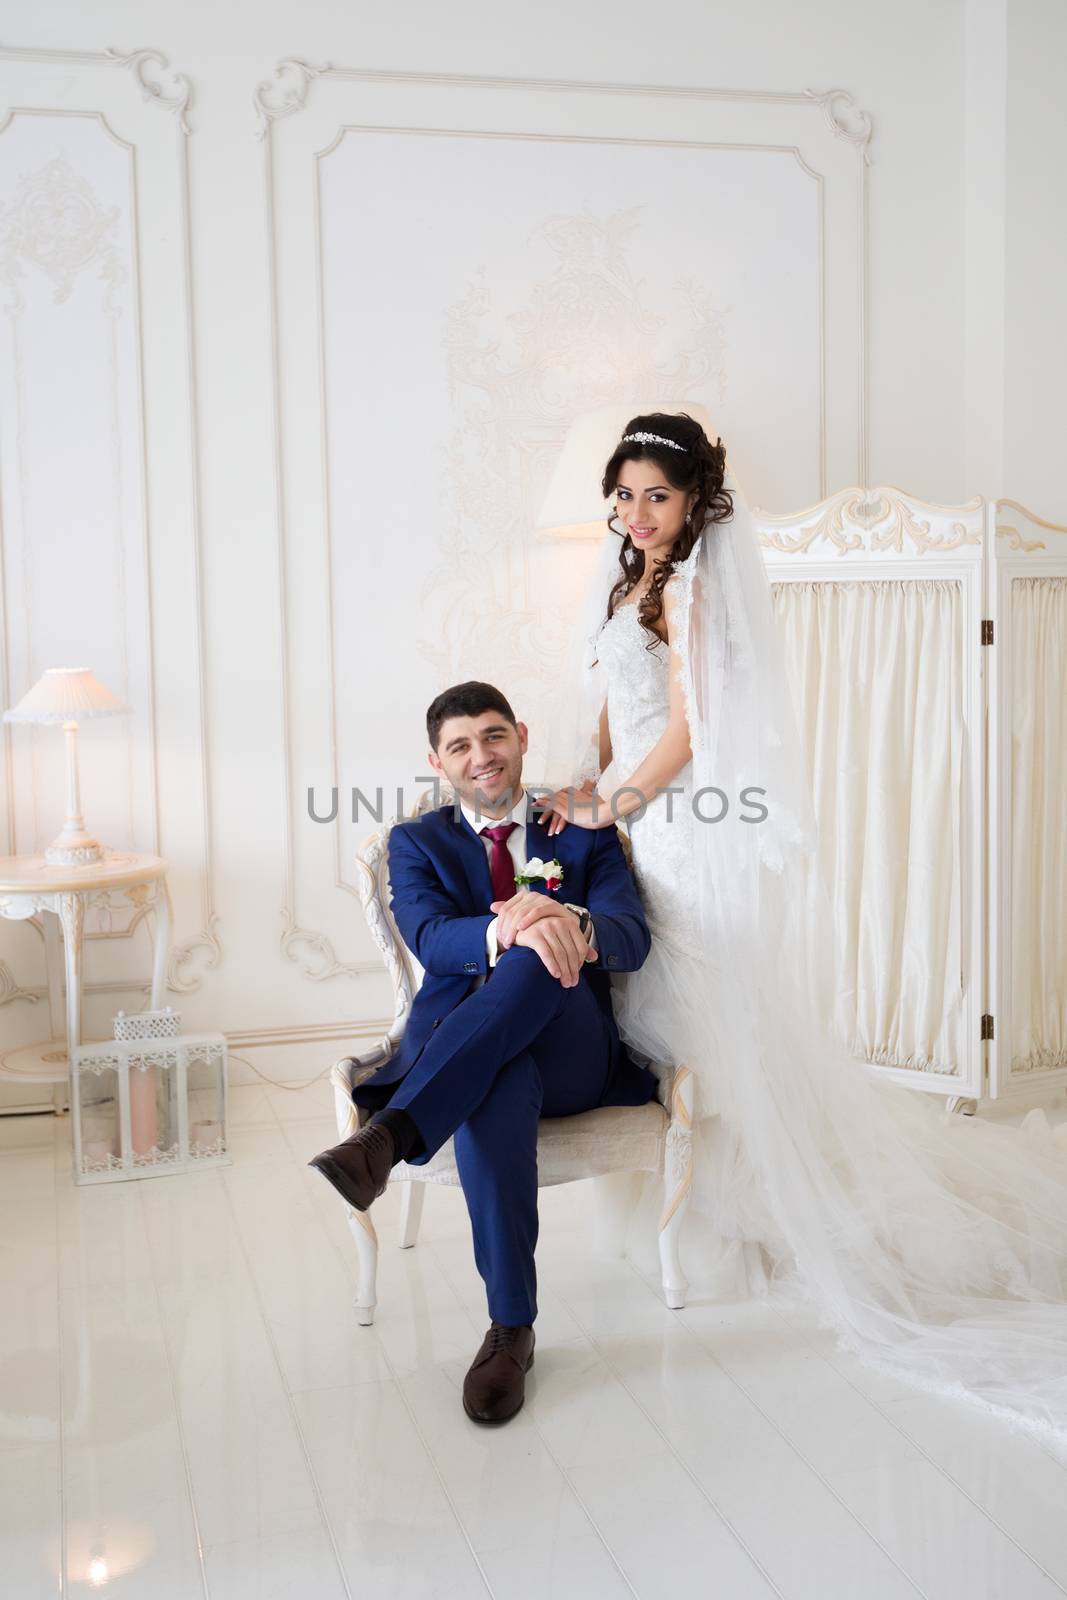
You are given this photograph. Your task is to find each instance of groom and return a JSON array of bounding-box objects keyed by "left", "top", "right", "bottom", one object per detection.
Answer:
[{"left": 310, "top": 680, "right": 657, "bottom": 1423}]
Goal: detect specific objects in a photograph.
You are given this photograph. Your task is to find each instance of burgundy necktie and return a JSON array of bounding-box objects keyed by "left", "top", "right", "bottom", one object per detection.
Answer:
[{"left": 480, "top": 822, "right": 519, "bottom": 906}]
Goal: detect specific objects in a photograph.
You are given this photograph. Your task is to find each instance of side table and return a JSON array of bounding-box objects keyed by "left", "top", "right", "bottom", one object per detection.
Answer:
[{"left": 0, "top": 852, "right": 172, "bottom": 1113}]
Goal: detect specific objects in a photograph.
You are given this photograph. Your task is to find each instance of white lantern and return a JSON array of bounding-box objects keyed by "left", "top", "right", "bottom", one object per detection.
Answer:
[{"left": 71, "top": 1032, "right": 229, "bottom": 1184}]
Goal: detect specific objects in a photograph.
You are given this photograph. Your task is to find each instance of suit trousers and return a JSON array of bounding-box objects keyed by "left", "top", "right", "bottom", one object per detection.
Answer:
[{"left": 385, "top": 944, "right": 619, "bottom": 1326}]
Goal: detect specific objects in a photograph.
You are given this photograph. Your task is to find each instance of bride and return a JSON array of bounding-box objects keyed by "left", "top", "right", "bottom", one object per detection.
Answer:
[{"left": 531, "top": 411, "right": 1067, "bottom": 1446}]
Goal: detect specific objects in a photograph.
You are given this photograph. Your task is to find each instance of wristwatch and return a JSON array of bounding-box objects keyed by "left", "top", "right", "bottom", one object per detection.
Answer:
[{"left": 563, "top": 902, "right": 592, "bottom": 939}]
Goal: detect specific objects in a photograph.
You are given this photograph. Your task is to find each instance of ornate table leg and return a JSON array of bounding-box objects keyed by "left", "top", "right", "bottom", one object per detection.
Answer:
[
  {"left": 42, "top": 912, "right": 68, "bottom": 1111},
  {"left": 42, "top": 912, "right": 66, "bottom": 1040},
  {"left": 149, "top": 876, "right": 173, "bottom": 1009},
  {"left": 58, "top": 893, "right": 85, "bottom": 1052}
]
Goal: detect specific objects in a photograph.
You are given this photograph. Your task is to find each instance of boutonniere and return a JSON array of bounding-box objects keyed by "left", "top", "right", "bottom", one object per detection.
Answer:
[{"left": 515, "top": 856, "right": 564, "bottom": 892}]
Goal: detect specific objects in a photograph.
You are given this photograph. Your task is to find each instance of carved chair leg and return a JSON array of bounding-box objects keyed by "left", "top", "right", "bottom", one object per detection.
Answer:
[
  {"left": 347, "top": 1206, "right": 378, "bottom": 1326},
  {"left": 659, "top": 1065, "right": 693, "bottom": 1310},
  {"left": 659, "top": 1204, "right": 691, "bottom": 1312},
  {"left": 397, "top": 1179, "right": 425, "bottom": 1249}
]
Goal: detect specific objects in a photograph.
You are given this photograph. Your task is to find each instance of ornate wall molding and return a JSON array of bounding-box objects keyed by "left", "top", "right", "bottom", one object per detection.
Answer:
[
  {"left": 259, "top": 61, "right": 872, "bottom": 127},
  {"left": 0, "top": 105, "right": 147, "bottom": 961},
  {"left": 0, "top": 147, "right": 123, "bottom": 306},
  {"left": 803, "top": 88, "right": 873, "bottom": 164},
  {"left": 0, "top": 44, "right": 220, "bottom": 995},
  {"left": 112, "top": 44, "right": 220, "bottom": 988},
  {"left": 258, "top": 65, "right": 362, "bottom": 983},
  {"left": 0, "top": 43, "right": 192, "bottom": 137},
  {"left": 258, "top": 60, "right": 871, "bottom": 983},
  {"left": 225, "top": 1014, "right": 389, "bottom": 1052},
  {"left": 257, "top": 63, "right": 873, "bottom": 482},
  {"left": 104, "top": 47, "right": 193, "bottom": 135},
  {"left": 254, "top": 57, "right": 330, "bottom": 138}
]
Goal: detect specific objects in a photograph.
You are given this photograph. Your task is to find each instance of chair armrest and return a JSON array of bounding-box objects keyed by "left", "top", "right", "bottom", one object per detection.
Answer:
[
  {"left": 660, "top": 1060, "right": 690, "bottom": 1127},
  {"left": 337, "top": 1037, "right": 396, "bottom": 1086},
  {"left": 652, "top": 1057, "right": 676, "bottom": 1109},
  {"left": 330, "top": 1039, "right": 396, "bottom": 1139}
]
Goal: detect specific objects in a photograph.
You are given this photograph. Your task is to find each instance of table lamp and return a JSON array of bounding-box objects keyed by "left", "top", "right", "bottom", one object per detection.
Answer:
[
  {"left": 3, "top": 667, "right": 128, "bottom": 865},
  {"left": 535, "top": 400, "right": 718, "bottom": 540}
]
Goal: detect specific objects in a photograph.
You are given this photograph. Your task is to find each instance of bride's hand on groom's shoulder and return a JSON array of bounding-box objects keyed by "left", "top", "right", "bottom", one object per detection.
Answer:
[{"left": 536, "top": 782, "right": 611, "bottom": 835}]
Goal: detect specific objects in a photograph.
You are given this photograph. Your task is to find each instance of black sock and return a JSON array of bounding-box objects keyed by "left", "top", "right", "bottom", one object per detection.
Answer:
[{"left": 367, "top": 1107, "right": 421, "bottom": 1164}]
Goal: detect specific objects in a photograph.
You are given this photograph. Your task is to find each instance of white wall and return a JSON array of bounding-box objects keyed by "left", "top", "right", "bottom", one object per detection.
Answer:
[
  {"left": 1005, "top": 0, "right": 1067, "bottom": 514},
  {"left": 0, "top": 0, "right": 1059, "bottom": 1086}
]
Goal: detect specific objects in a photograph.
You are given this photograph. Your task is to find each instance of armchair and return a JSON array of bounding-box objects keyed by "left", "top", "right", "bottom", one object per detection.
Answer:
[{"left": 330, "top": 789, "right": 693, "bottom": 1325}]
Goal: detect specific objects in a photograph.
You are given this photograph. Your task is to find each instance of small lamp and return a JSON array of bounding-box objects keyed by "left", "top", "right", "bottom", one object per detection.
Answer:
[
  {"left": 3, "top": 667, "right": 128, "bottom": 865},
  {"left": 535, "top": 400, "right": 719, "bottom": 541}
]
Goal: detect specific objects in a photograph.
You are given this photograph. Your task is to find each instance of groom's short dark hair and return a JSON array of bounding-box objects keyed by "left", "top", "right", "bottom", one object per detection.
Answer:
[{"left": 427, "top": 681, "right": 518, "bottom": 751}]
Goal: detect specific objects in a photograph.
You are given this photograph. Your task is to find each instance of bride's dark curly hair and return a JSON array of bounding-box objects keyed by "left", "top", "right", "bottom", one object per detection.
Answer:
[{"left": 601, "top": 411, "right": 733, "bottom": 648}]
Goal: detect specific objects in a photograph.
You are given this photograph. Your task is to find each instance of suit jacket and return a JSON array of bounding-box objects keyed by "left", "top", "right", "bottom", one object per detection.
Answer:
[{"left": 354, "top": 800, "right": 653, "bottom": 1108}]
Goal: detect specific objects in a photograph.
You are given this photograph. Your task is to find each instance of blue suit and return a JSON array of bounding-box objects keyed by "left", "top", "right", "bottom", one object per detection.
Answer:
[{"left": 353, "top": 800, "right": 657, "bottom": 1325}]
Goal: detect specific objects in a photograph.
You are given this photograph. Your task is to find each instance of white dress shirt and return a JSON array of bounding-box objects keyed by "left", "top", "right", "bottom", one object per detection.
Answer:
[{"left": 457, "top": 785, "right": 595, "bottom": 975}]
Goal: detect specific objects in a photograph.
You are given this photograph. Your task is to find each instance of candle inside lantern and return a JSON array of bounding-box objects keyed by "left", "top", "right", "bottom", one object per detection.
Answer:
[
  {"left": 81, "top": 1107, "right": 118, "bottom": 1166},
  {"left": 191, "top": 1119, "right": 221, "bottom": 1155},
  {"left": 83, "top": 1139, "right": 117, "bottom": 1166},
  {"left": 129, "top": 1065, "right": 159, "bottom": 1154}
]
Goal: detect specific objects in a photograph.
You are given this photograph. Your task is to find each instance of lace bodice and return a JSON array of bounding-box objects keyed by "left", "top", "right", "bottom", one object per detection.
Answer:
[
  {"left": 596, "top": 605, "right": 672, "bottom": 777},
  {"left": 595, "top": 600, "right": 699, "bottom": 946},
  {"left": 594, "top": 536, "right": 701, "bottom": 782}
]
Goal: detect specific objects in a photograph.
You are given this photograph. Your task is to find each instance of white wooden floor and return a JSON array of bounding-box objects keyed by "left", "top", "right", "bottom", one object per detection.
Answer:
[{"left": 3, "top": 1079, "right": 1067, "bottom": 1600}]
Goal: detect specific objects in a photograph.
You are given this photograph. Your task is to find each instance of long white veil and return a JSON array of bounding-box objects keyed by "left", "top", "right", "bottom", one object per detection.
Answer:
[{"left": 544, "top": 465, "right": 1067, "bottom": 1447}]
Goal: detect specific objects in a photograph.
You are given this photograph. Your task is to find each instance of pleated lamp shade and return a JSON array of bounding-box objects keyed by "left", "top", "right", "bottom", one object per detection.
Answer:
[
  {"left": 534, "top": 407, "right": 619, "bottom": 541},
  {"left": 4, "top": 669, "right": 128, "bottom": 863},
  {"left": 4, "top": 668, "right": 127, "bottom": 725}
]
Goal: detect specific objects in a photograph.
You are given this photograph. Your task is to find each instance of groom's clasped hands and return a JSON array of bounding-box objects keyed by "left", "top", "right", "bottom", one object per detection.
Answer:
[{"left": 488, "top": 890, "right": 598, "bottom": 988}]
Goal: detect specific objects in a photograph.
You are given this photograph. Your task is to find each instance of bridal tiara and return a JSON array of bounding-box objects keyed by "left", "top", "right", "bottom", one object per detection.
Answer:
[{"left": 621, "top": 431, "right": 687, "bottom": 452}]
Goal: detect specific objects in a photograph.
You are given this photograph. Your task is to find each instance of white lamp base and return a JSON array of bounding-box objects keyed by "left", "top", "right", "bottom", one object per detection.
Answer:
[
  {"left": 45, "top": 832, "right": 104, "bottom": 867},
  {"left": 45, "top": 721, "right": 105, "bottom": 865}
]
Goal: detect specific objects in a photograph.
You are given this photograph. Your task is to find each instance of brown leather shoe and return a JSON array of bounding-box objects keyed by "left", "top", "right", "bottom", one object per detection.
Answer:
[
  {"left": 462, "top": 1322, "right": 535, "bottom": 1424},
  {"left": 308, "top": 1122, "right": 395, "bottom": 1211}
]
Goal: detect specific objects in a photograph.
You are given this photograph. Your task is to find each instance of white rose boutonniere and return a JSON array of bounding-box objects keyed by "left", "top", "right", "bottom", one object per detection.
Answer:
[{"left": 514, "top": 856, "right": 565, "bottom": 892}]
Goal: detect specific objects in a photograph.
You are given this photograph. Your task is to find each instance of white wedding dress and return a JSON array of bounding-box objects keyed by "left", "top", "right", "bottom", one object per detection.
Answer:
[{"left": 588, "top": 539, "right": 1067, "bottom": 1449}]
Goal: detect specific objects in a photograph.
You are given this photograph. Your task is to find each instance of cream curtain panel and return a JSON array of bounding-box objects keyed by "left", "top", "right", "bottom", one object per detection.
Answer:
[
  {"left": 1011, "top": 576, "right": 1067, "bottom": 1076},
  {"left": 772, "top": 579, "right": 963, "bottom": 1077}
]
